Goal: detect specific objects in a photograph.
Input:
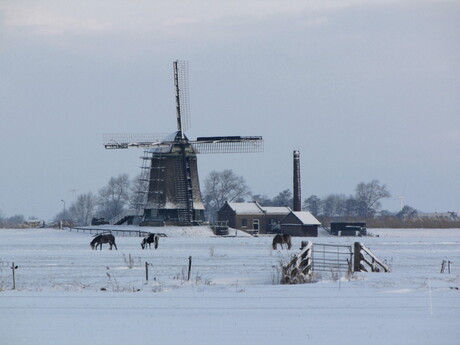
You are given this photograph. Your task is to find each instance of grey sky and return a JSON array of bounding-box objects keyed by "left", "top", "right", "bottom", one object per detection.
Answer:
[{"left": 1, "top": 0, "right": 459, "bottom": 219}]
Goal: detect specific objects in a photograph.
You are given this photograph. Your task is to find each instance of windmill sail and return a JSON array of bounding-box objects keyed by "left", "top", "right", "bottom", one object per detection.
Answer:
[
  {"left": 103, "top": 133, "right": 171, "bottom": 149},
  {"left": 174, "top": 60, "right": 191, "bottom": 137},
  {"left": 191, "top": 136, "right": 264, "bottom": 154}
]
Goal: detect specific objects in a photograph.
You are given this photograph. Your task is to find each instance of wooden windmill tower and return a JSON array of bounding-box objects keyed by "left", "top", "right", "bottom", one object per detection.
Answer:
[{"left": 103, "top": 61, "right": 263, "bottom": 226}]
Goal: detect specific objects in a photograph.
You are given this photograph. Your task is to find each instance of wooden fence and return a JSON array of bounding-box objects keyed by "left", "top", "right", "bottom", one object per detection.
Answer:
[
  {"left": 353, "top": 242, "right": 390, "bottom": 272},
  {"left": 282, "top": 241, "right": 389, "bottom": 284},
  {"left": 281, "top": 241, "right": 313, "bottom": 284},
  {"left": 68, "top": 227, "right": 150, "bottom": 237}
]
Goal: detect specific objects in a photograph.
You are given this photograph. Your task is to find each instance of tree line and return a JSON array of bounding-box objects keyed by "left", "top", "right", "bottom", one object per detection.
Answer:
[
  {"left": 302, "top": 179, "right": 391, "bottom": 219},
  {"left": 203, "top": 170, "right": 460, "bottom": 228},
  {"left": 52, "top": 173, "right": 139, "bottom": 226},
  {"left": 0, "top": 173, "right": 147, "bottom": 228},
  {"left": 1, "top": 169, "right": 458, "bottom": 228},
  {"left": 202, "top": 171, "right": 391, "bottom": 222},
  {"left": 0, "top": 214, "right": 30, "bottom": 228}
]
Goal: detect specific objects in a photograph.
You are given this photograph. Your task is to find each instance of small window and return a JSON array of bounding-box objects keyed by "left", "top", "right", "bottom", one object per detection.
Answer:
[{"left": 241, "top": 219, "right": 248, "bottom": 227}]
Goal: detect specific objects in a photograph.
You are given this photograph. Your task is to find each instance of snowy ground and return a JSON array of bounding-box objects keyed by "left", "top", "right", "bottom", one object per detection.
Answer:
[{"left": 1, "top": 227, "right": 459, "bottom": 345}]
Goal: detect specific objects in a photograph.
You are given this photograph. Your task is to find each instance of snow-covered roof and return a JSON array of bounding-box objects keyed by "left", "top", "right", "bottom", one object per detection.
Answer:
[
  {"left": 290, "top": 211, "right": 321, "bottom": 225},
  {"left": 261, "top": 206, "right": 291, "bottom": 214},
  {"left": 227, "top": 202, "right": 264, "bottom": 214},
  {"left": 226, "top": 202, "right": 291, "bottom": 215}
]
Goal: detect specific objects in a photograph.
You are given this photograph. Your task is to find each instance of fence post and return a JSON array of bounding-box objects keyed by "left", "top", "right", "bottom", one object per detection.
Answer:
[
  {"left": 187, "top": 256, "right": 192, "bottom": 281},
  {"left": 145, "top": 261, "right": 149, "bottom": 281},
  {"left": 11, "top": 262, "right": 17, "bottom": 290},
  {"left": 353, "top": 242, "right": 362, "bottom": 272}
]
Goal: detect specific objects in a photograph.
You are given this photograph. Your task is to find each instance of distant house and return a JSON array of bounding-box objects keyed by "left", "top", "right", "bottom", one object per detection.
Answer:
[
  {"left": 279, "top": 211, "right": 321, "bottom": 237},
  {"left": 24, "top": 220, "right": 45, "bottom": 228},
  {"left": 217, "top": 201, "right": 291, "bottom": 234}
]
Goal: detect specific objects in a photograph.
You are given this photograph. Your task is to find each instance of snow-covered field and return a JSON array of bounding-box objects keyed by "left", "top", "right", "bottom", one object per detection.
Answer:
[{"left": 1, "top": 227, "right": 459, "bottom": 345}]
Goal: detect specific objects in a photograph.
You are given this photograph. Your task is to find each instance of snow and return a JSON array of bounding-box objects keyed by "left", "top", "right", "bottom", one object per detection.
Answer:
[{"left": 1, "top": 227, "right": 459, "bottom": 345}]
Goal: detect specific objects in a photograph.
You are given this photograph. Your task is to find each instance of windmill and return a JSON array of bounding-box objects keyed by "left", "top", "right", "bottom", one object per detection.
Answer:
[{"left": 103, "top": 61, "right": 263, "bottom": 226}]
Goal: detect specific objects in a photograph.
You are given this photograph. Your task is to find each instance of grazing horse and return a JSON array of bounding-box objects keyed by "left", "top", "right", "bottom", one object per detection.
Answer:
[
  {"left": 141, "top": 233, "right": 159, "bottom": 249},
  {"left": 272, "top": 234, "right": 292, "bottom": 250},
  {"left": 90, "top": 233, "right": 117, "bottom": 250}
]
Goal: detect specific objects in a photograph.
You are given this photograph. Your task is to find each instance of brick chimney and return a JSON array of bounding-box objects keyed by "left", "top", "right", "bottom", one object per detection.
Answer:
[{"left": 293, "top": 150, "right": 301, "bottom": 211}]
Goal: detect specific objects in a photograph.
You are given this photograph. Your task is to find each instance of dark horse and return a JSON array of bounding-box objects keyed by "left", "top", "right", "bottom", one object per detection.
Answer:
[
  {"left": 272, "top": 234, "right": 292, "bottom": 250},
  {"left": 90, "top": 233, "right": 117, "bottom": 250},
  {"left": 141, "top": 233, "right": 159, "bottom": 249}
]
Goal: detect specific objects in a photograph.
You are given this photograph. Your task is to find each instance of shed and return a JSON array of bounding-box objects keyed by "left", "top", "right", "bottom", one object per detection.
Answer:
[
  {"left": 330, "top": 222, "right": 367, "bottom": 236},
  {"left": 279, "top": 211, "right": 321, "bottom": 237},
  {"left": 217, "top": 201, "right": 291, "bottom": 234}
]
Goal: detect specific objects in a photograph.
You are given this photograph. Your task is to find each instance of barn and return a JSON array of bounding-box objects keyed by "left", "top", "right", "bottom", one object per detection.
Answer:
[
  {"left": 217, "top": 201, "right": 291, "bottom": 234},
  {"left": 279, "top": 211, "right": 321, "bottom": 237}
]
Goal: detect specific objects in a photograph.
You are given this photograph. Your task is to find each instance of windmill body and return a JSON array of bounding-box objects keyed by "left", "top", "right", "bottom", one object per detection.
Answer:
[
  {"left": 142, "top": 132, "right": 205, "bottom": 225},
  {"left": 104, "top": 61, "right": 263, "bottom": 226}
]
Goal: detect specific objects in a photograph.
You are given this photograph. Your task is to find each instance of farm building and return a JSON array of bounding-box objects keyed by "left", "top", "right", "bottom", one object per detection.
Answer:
[
  {"left": 330, "top": 222, "right": 367, "bottom": 236},
  {"left": 279, "top": 211, "right": 321, "bottom": 237},
  {"left": 217, "top": 201, "right": 291, "bottom": 234}
]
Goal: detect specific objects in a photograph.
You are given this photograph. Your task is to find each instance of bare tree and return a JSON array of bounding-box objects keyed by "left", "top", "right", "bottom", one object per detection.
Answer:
[
  {"left": 68, "top": 193, "right": 97, "bottom": 226},
  {"left": 251, "top": 194, "right": 273, "bottom": 206},
  {"left": 271, "top": 189, "right": 293, "bottom": 208},
  {"left": 343, "top": 197, "right": 363, "bottom": 217},
  {"left": 396, "top": 205, "right": 418, "bottom": 220},
  {"left": 322, "top": 194, "right": 348, "bottom": 218},
  {"left": 303, "top": 195, "right": 322, "bottom": 216},
  {"left": 97, "top": 174, "right": 131, "bottom": 220},
  {"left": 355, "top": 180, "right": 391, "bottom": 218},
  {"left": 203, "top": 170, "right": 250, "bottom": 221},
  {"left": 129, "top": 174, "right": 148, "bottom": 208}
]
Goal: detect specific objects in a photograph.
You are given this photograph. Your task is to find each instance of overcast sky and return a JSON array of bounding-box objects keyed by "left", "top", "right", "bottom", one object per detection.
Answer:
[{"left": 1, "top": 0, "right": 459, "bottom": 220}]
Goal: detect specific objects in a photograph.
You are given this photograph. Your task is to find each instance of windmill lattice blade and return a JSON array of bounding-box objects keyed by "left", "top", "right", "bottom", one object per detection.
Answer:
[
  {"left": 175, "top": 60, "right": 191, "bottom": 133},
  {"left": 191, "top": 136, "right": 263, "bottom": 154},
  {"left": 103, "top": 133, "right": 170, "bottom": 149}
]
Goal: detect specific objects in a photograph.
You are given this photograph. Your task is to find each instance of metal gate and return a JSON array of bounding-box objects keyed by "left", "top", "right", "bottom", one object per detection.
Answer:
[{"left": 311, "top": 243, "right": 353, "bottom": 275}]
